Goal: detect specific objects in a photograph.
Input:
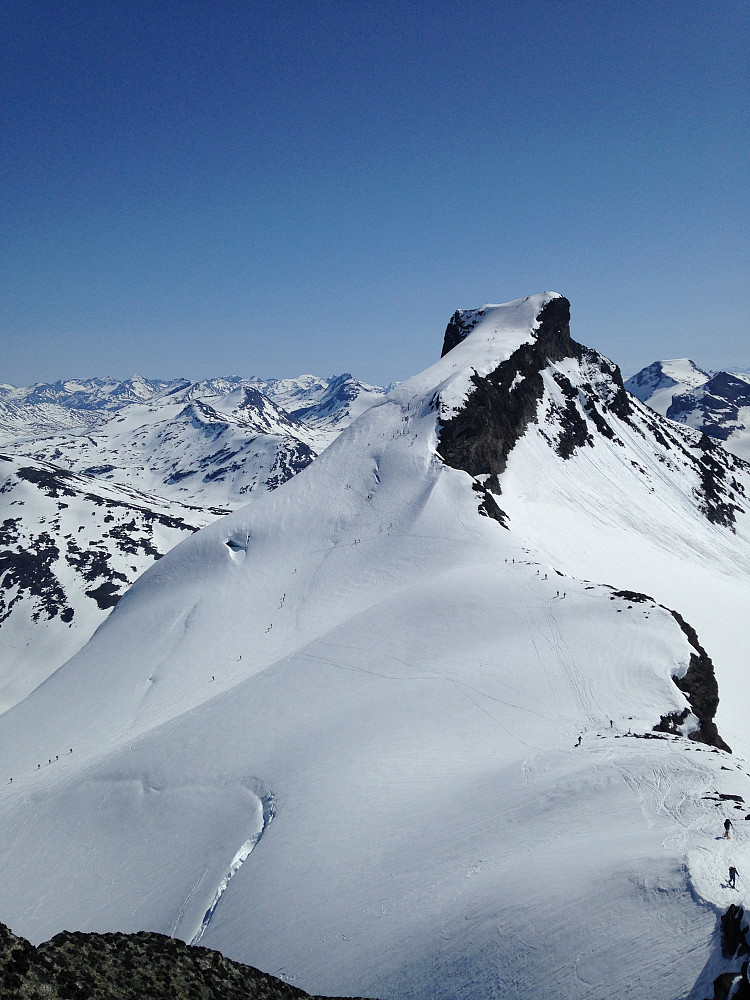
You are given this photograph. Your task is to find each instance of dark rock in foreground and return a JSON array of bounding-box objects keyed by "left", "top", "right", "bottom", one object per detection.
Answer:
[{"left": 0, "top": 921, "right": 374, "bottom": 1000}]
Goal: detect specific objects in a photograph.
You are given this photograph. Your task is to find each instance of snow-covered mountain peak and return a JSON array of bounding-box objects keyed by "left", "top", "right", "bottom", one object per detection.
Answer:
[
  {"left": 403, "top": 293, "right": 580, "bottom": 430},
  {"left": 626, "top": 360, "right": 750, "bottom": 461},
  {"left": 441, "top": 291, "right": 563, "bottom": 357},
  {"left": 4, "top": 297, "right": 750, "bottom": 999}
]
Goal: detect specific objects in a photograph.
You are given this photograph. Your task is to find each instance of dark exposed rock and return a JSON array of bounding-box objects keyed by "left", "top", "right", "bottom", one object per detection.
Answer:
[
  {"left": 707, "top": 967, "right": 750, "bottom": 1000},
  {"left": 601, "top": 590, "right": 729, "bottom": 751},
  {"left": 693, "top": 435, "right": 741, "bottom": 528},
  {"left": 441, "top": 308, "right": 488, "bottom": 356},
  {"left": 0, "top": 921, "right": 375, "bottom": 1000},
  {"left": 437, "top": 297, "right": 639, "bottom": 490},
  {"left": 13, "top": 464, "right": 78, "bottom": 499},
  {"left": 693, "top": 908, "right": 750, "bottom": 999},
  {"left": 663, "top": 607, "right": 731, "bottom": 753},
  {"left": 439, "top": 297, "right": 745, "bottom": 541},
  {"left": 550, "top": 392, "right": 592, "bottom": 459},
  {"left": 0, "top": 524, "right": 68, "bottom": 625},
  {"left": 667, "top": 371, "right": 750, "bottom": 443},
  {"left": 609, "top": 589, "right": 652, "bottom": 604},
  {"left": 438, "top": 297, "right": 582, "bottom": 480},
  {"left": 472, "top": 482, "right": 508, "bottom": 527},
  {"left": 722, "top": 905, "right": 750, "bottom": 961},
  {"left": 0, "top": 456, "right": 202, "bottom": 647},
  {"left": 84, "top": 581, "right": 123, "bottom": 609}
]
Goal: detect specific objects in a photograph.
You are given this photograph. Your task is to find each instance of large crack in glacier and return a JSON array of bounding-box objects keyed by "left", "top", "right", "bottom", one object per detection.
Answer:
[{"left": 189, "top": 789, "right": 276, "bottom": 946}]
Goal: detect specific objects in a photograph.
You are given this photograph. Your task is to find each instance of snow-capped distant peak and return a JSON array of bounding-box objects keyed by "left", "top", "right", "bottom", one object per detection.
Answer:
[{"left": 624, "top": 359, "right": 709, "bottom": 413}]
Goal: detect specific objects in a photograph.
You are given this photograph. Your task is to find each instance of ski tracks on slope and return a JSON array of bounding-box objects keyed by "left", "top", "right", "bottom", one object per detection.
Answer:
[
  {"left": 610, "top": 740, "right": 750, "bottom": 913},
  {"left": 530, "top": 576, "right": 602, "bottom": 732}
]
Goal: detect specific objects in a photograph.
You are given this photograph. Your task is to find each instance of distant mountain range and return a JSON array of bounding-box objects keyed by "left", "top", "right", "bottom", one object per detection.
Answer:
[
  {"left": 0, "top": 373, "right": 388, "bottom": 506},
  {"left": 0, "top": 373, "right": 387, "bottom": 707},
  {"left": 625, "top": 359, "right": 750, "bottom": 461}
]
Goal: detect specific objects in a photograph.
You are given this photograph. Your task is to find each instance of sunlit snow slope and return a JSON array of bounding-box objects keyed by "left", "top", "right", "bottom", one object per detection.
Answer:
[{"left": 0, "top": 295, "right": 749, "bottom": 1000}]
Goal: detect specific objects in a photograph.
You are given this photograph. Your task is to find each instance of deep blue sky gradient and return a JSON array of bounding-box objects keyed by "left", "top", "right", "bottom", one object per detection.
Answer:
[{"left": 2, "top": 0, "right": 748, "bottom": 385}]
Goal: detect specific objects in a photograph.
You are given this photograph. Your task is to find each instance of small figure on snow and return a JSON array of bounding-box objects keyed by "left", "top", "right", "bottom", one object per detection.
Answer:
[
  {"left": 729, "top": 866, "right": 739, "bottom": 888},
  {"left": 724, "top": 818, "right": 733, "bottom": 840},
  {"left": 575, "top": 735, "right": 582, "bottom": 747}
]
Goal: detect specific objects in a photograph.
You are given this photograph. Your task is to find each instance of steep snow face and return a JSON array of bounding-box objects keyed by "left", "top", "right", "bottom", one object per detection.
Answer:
[
  {"left": 0, "top": 454, "right": 207, "bottom": 711},
  {"left": 0, "top": 295, "right": 749, "bottom": 1000}
]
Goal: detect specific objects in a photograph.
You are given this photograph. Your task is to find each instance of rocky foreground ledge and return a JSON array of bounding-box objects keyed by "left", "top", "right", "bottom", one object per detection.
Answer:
[{"left": 0, "top": 921, "right": 374, "bottom": 1000}]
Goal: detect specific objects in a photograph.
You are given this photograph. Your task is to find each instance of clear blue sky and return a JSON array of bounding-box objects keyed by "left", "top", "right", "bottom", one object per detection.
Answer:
[{"left": 2, "top": 0, "right": 748, "bottom": 386}]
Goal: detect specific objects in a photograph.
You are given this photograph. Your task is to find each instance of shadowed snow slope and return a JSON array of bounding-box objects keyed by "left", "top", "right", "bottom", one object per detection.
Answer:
[{"left": 1, "top": 295, "right": 750, "bottom": 1000}]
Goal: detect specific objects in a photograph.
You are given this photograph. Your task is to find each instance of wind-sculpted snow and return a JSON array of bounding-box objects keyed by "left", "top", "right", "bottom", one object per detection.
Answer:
[
  {"left": 1, "top": 295, "right": 750, "bottom": 1000},
  {"left": 188, "top": 789, "right": 276, "bottom": 947}
]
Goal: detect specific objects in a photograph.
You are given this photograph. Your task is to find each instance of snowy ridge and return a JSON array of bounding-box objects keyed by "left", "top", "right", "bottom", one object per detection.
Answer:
[
  {"left": 420, "top": 291, "right": 562, "bottom": 417},
  {"left": 0, "top": 295, "right": 749, "bottom": 999}
]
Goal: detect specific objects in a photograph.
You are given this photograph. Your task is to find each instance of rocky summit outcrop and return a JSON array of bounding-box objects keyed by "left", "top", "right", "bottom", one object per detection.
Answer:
[
  {"left": 437, "top": 296, "right": 633, "bottom": 488},
  {"left": 0, "top": 921, "right": 374, "bottom": 1000},
  {"left": 437, "top": 296, "right": 748, "bottom": 535}
]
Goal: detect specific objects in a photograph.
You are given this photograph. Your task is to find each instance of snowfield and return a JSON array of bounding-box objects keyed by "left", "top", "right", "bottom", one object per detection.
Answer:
[{"left": 0, "top": 295, "right": 749, "bottom": 1000}]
